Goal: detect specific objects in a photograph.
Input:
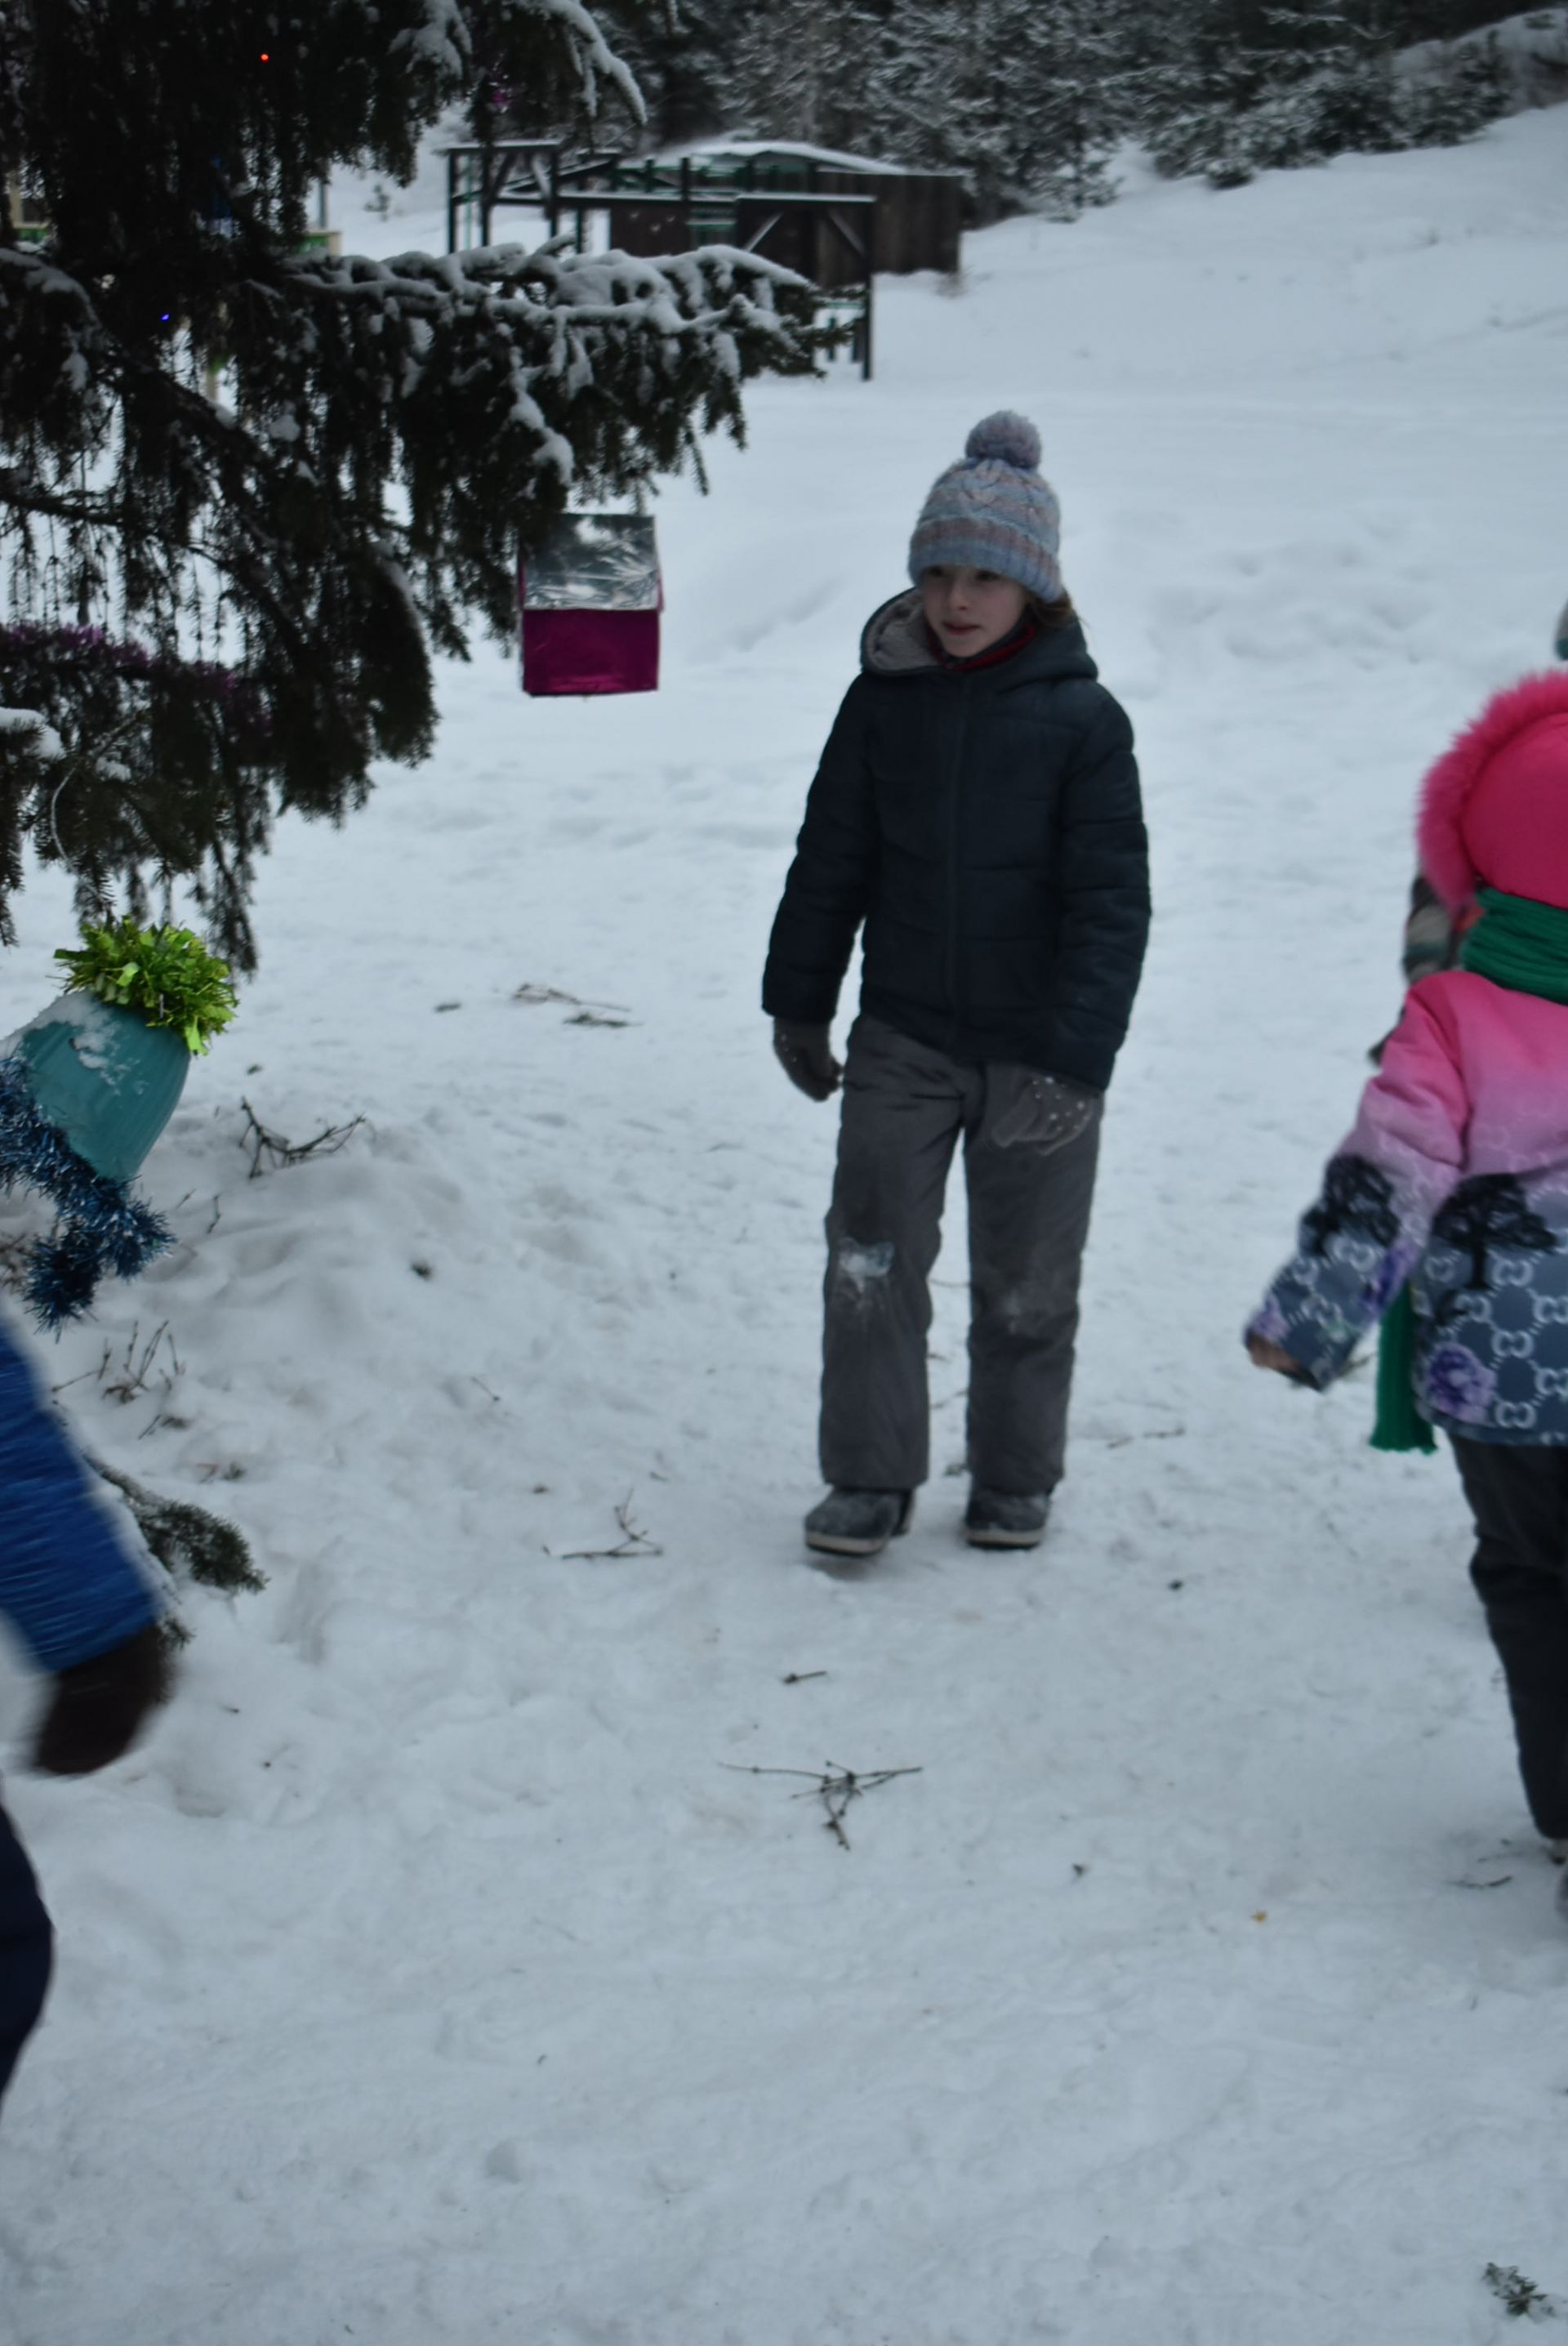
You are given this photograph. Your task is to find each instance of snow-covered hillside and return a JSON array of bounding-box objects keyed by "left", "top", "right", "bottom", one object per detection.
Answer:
[{"left": 2, "top": 106, "right": 1567, "bottom": 2346}]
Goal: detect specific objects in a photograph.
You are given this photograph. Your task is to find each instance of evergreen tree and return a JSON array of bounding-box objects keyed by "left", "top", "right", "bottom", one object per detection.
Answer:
[
  {"left": 591, "top": 0, "right": 750, "bottom": 149},
  {"left": 719, "top": 0, "right": 882, "bottom": 151},
  {"left": 0, "top": 1, "right": 818, "bottom": 967},
  {"left": 1396, "top": 29, "right": 1510, "bottom": 147},
  {"left": 1137, "top": 0, "right": 1299, "bottom": 185},
  {"left": 1011, "top": 0, "right": 1130, "bottom": 217},
  {"left": 1140, "top": 0, "right": 1508, "bottom": 183},
  {"left": 863, "top": 0, "right": 1131, "bottom": 221}
]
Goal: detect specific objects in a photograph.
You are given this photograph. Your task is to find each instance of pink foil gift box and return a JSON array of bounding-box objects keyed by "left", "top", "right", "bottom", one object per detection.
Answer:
[{"left": 519, "top": 515, "right": 662, "bottom": 697}]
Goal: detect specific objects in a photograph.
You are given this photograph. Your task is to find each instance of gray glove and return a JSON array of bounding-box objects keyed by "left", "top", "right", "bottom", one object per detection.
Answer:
[
  {"left": 773, "top": 1020, "right": 842, "bottom": 1103},
  {"left": 991, "top": 1071, "right": 1098, "bottom": 1156}
]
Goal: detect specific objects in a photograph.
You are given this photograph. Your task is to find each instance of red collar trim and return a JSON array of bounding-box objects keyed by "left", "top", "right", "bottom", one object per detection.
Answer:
[{"left": 925, "top": 613, "right": 1040, "bottom": 673}]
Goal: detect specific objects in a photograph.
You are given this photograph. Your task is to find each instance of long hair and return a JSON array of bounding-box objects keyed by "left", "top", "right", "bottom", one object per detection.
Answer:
[{"left": 1028, "top": 590, "right": 1078, "bottom": 632}]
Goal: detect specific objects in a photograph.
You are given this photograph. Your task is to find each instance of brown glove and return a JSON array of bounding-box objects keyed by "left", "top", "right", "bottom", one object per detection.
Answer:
[
  {"left": 33, "top": 1624, "right": 171, "bottom": 1777},
  {"left": 773, "top": 1020, "right": 842, "bottom": 1103}
]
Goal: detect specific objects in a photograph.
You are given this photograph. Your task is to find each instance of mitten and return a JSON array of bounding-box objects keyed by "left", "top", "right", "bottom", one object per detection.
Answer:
[
  {"left": 991, "top": 1071, "right": 1098, "bottom": 1156},
  {"left": 33, "top": 1623, "right": 171, "bottom": 1777},
  {"left": 773, "top": 1020, "right": 843, "bottom": 1103}
]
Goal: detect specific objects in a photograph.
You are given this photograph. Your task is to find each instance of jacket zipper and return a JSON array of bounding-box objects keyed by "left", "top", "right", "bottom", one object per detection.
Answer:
[{"left": 944, "top": 677, "right": 972, "bottom": 1050}]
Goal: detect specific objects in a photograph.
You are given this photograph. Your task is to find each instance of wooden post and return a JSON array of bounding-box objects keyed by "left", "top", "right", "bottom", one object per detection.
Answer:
[{"left": 862, "top": 202, "right": 875, "bottom": 382}]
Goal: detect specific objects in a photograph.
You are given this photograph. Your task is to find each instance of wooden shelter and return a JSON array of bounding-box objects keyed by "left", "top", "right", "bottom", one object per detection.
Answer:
[{"left": 675, "top": 143, "right": 964, "bottom": 281}]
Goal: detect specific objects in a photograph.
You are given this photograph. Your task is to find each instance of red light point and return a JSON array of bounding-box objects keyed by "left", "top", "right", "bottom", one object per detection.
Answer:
[{"left": 260, "top": 51, "right": 270, "bottom": 61}]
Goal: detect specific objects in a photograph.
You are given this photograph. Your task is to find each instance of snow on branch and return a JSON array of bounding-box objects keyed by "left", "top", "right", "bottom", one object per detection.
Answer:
[
  {"left": 0, "top": 707, "right": 64, "bottom": 762},
  {"left": 513, "top": 0, "right": 645, "bottom": 123},
  {"left": 0, "top": 245, "right": 112, "bottom": 445},
  {"left": 282, "top": 236, "right": 806, "bottom": 341},
  {"left": 387, "top": 0, "right": 644, "bottom": 126},
  {"left": 0, "top": 0, "right": 817, "bottom": 970}
]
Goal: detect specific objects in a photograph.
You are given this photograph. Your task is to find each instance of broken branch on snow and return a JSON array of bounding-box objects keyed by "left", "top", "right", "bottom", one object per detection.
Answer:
[
  {"left": 239, "top": 1099, "right": 367, "bottom": 1179},
  {"left": 554, "top": 1494, "right": 663, "bottom": 1561},
  {"left": 723, "top": 1759, "right": 922, "bottom": 1850}
]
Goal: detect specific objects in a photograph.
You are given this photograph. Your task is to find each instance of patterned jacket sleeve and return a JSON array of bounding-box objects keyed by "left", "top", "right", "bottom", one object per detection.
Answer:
[
  {"left": 0, "top": 1319, "right": 160, "bottom": 1673},
  {"left": 1247, "top": 987, "right": 1468, "bottom": 1387}
]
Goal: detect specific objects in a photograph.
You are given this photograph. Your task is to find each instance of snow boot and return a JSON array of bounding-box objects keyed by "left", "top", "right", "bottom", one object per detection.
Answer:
[
  {"left": 804, "top": 1487, "right": 914, "bottom": 1559},
  {"left": 964, "top": 1487, "right": 1051, "bottom": 1549}
]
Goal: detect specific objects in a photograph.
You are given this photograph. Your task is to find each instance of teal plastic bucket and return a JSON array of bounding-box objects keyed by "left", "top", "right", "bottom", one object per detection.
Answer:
[{"left": 12, "top": 998, "right": 189, "bottom": 1182}]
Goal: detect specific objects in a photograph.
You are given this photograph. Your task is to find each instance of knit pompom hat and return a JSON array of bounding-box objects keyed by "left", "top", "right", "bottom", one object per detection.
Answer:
[
  {"left": 908, "top": 413, "right": 1062, "bottom": 601},
  {"left": 1418, "top": 672, "right": 1568, "bottom": 913}
]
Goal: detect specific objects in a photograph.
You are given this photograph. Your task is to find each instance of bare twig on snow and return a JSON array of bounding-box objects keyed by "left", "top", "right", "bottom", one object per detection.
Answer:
[
  {"left": 239, "top": 1099, "right": 367, "bottom": 1179},
  {"left": 722, "top": 1759, "right": 921, "bottom": 1850},
  {"left": 553, "top": 1493, "right": 663, "bottom": 1561}
]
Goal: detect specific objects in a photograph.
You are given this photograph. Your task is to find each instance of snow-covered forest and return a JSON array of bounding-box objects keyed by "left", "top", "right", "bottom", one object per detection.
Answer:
[
  {"left": 1, "top": 2, "right": 1568, "bottom": 2341},
  {"left": 631, "top": 0, "right": 1566, "bottom": 212}
]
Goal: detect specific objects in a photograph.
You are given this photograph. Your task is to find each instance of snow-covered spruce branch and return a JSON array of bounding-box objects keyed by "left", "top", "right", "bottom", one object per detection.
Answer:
[
  {"left": 276, "top": 239, "right": 812, "bottom": 396},
  {"left": 0, "top": 0, "right": 821, "bottom": 966},
  {"left": 385, "top": 0, "right": 644, "bottom": 126},
  {"left": 0, "top": 707, "right": 63, "bottom": 762},
  {"left": 0, "top": 247, "right": 114, "bottom": 449}
]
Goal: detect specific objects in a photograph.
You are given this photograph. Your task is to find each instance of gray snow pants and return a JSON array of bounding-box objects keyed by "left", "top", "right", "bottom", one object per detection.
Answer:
[{"left": 820, "top": 1015, "right": 1102, "bottom": 1496}]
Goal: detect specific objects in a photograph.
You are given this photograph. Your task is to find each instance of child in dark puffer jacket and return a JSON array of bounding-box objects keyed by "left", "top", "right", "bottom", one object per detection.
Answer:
[
  {"left": 1249, "top": 672, "right": 1568, "bottom": 1915},
  {"left": 764, "top": 413, "right": 1150, "bottom": 1560}
]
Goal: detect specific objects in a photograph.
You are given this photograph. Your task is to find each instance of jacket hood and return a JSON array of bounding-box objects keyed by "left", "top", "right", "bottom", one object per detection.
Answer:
[
  {"left": 858, "top": 589, "right": 1098, "bottom": 686},
  {"left": 1419, "top": 671, "right": 1568, "bottom": 912}
]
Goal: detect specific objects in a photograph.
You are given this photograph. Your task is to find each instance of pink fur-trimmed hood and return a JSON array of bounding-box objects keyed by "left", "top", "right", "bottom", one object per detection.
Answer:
[{"left": 1418, "top": 671, "right": 1568, "bottom": 912}]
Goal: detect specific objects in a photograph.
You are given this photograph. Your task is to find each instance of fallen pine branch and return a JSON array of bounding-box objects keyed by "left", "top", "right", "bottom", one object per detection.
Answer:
[
  {"left": 87, "top": 1454, "right": 264, "bottom": 1594},
  {"left": 1483, "top": 2263, "right": 1558, "bottom": 2321}
]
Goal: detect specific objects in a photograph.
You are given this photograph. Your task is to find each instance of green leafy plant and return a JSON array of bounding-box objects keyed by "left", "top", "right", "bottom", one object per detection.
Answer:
[{"left": 54, "top": 918, "right": 238, "bottom": 1055}]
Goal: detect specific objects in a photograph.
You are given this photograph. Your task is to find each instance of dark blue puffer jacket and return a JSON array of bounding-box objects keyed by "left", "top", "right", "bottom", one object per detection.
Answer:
[
  {"left": 762, "top": 591, "right": 1150, "bottom": 1092},
  {"left": 0, "top": 1322, "right": 158, "bottom": 1673}
]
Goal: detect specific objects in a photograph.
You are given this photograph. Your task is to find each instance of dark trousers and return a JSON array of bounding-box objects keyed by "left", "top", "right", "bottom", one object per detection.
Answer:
[
  {"left": 1451, "top": 1437, "right": 1568, "bottom": 1840},
  {"left": 0, "top": 1802, "right": 52, "bottom": 2110},
  {"left": 821, "top": 1015, "right": 1102, "bottom": 1495}
]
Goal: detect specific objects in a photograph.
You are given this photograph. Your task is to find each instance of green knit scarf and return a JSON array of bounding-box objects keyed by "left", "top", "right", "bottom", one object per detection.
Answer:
[
  {"left": 1373, "top": 886, "right": 1568, "bottom": 1452},
  {"left": 1459, "top": 885, "right": 1568, "bottom": 999}
]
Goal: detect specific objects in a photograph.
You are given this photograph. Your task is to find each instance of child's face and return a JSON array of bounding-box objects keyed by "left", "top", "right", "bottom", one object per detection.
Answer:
[{"left": 920, "top": 565, "right": 1028, "bottom": 658}]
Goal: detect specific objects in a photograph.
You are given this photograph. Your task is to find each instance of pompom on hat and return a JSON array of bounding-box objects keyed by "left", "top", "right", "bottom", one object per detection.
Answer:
[
  {"left": 908, "top": 412, "right": 1062, "bottom": 602},
  {"left": 1418, "top": 671, "right": 1568, "bottom": 913}
]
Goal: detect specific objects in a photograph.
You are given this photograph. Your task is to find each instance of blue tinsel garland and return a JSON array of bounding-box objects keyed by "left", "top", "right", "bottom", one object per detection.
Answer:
[{"left": 0, "top": 1056, "right": 173, "bottom": 1327}]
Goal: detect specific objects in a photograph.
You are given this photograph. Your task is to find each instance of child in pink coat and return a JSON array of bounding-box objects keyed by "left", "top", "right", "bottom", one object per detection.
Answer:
[{"left": 1248, "top": 674, "right": 1568, "bottom": 1902}]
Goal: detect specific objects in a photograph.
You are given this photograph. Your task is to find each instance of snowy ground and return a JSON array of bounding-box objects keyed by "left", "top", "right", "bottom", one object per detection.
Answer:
[{"left": 2, "top": 107, "right": 1568, "bottom": 2346}]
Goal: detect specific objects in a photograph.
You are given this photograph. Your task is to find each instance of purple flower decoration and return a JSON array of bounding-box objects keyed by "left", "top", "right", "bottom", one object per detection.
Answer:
[
  {"left": 1250, "top": 1295, "right": 1290, "bottom": 1345},
  {"left": 1369, "top": 1242, "right": 1419, "bottom": 1315},
  {"left": 1423, "top": 1343, "right": 1497, "bottom": 1424},
  {"left": 0, "top": 623, "right": 270, "bottom": 729}
]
